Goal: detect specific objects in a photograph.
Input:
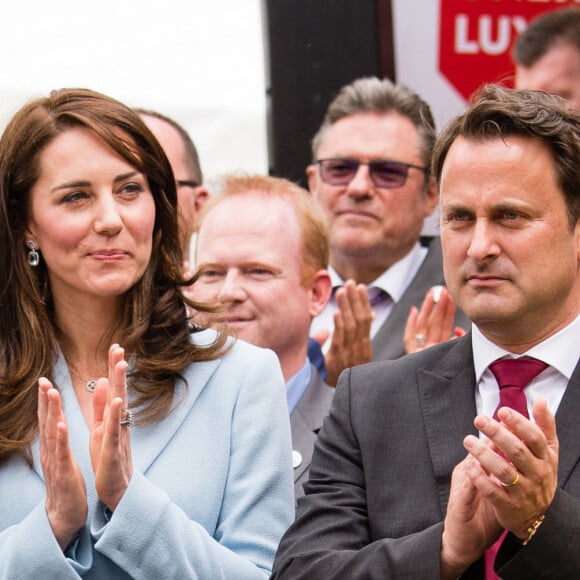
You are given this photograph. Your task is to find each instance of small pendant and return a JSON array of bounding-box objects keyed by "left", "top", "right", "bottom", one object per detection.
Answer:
[{"left": 86, "top": 379, "right": 96, "bottom": 393}]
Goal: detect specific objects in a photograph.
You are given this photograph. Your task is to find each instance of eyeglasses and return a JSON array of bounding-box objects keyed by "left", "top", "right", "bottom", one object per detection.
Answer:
[{"left": 315, "top": 158, "right": 428, "bottom": 189}]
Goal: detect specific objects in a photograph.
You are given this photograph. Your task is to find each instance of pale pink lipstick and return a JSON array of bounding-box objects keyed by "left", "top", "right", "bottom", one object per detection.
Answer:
[{"left": 89, "top": 249, "right": 129, "bottom": 261}]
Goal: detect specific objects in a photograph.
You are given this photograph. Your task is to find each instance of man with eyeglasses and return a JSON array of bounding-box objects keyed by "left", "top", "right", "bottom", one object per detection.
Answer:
[
  {"left": 307, "top": 77, "right": 468, "bottom": 385},
  {"left": 137, "top": 109, "right": 209, "bottom": 265}
]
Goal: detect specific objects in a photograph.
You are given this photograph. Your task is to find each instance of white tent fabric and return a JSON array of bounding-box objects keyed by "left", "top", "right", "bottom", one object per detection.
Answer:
[{"left": 0, "top": 0, "right": 269, "bottom": 186}]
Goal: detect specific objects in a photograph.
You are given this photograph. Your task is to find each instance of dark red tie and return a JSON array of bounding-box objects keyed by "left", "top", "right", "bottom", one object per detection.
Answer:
[
  {"left": 484, "top": 357, "right": 548, "bottom": 578},
  {"left": 489, "top": 357, "right": 548, "bottom": 420}
]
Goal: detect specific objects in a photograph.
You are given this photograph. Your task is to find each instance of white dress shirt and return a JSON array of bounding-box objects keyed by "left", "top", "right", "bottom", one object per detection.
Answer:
[
  {"left": 310, "top": 242, "right": 428, "bottom": 353},
  {"left": 472, "top": 314, "right": 580, "bottom": 420}
]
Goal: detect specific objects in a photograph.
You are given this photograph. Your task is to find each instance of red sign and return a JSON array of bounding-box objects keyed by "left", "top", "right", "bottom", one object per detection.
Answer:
[{"left": 439, "top": 0, "right": 579, "bottom": 101}]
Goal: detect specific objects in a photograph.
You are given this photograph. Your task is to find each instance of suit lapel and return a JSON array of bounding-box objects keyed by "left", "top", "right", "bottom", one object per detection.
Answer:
[
  {"left": 292, "top": 367, "right": 333, "bottom": 432},
  {"left": 417, "top": 340, "right": 580, "bottom": 512},
  {"left": 372, "top": 238, "right": 446, "bottom": 361},
  {"left": 290, "top": 411, "right": 316, "bottom": 482},
  {"left": 290, "top": 367, "right": 334, "bottom": 482},
  {"left": 553, "top": 359, "right": 580, "bottom": 486},
  {"left": 418, "top": 335, "right": 478, "bottom": 514}
]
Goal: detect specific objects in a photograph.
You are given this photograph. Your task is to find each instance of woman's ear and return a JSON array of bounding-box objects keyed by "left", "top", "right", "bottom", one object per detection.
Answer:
[{"left": 25, "top": 224, "right": 38, "bottom": 246}]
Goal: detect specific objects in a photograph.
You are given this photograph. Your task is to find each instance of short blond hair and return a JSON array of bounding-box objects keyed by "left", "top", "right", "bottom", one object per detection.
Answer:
[{"left": 200, "top": 174, "right": 329, "bottom": 286}]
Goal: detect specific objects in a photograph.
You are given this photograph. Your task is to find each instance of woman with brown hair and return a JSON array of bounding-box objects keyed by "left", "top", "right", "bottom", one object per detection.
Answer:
[{"left": 0, "top": 88, "right": 293, "bottom": 578}]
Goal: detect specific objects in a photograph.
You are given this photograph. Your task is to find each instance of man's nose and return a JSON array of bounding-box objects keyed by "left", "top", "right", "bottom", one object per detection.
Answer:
[
  {"left": 346, "top": 164, "right": 375, "bottom": 199},
  {"left": 467, "top": 219, "right": 500, "bottom": 261},
  {"left": 217, "top": 270, "right": 247, "bottom": 302}
]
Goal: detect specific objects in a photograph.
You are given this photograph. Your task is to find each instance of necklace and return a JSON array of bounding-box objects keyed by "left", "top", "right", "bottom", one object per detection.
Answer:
[
  {"left": 62, "top": 347, "right": 110, "bottom": 395},
  {"left": 66, "top": 363, "right": 105, "bottom": 394}
]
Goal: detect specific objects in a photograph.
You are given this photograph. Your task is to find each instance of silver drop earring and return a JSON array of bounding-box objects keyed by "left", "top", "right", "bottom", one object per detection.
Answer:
[{"left": 27, "top": 240, "right": 39, "bottom": 267}]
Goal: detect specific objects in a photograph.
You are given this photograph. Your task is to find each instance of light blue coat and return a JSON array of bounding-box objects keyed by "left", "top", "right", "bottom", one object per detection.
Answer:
[{"left": 0, "top": 332, "right": 294, "bottom": 579}]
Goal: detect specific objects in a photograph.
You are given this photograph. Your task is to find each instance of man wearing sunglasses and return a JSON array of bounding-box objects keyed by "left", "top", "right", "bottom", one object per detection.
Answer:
[{"left": 307, "top": 77, "right": 468, "bottom": 385}]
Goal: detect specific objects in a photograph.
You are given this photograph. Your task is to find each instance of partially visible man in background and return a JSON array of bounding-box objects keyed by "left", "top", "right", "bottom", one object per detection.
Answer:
[
  {"left": 138, "top": 110, "right": 209, "bottom": 263},
  {"left": 513, "top": 7, "right": 580, "bottom": 110},
  {"left": 191, "top": 174, "right": 334, "bottom": 501}
]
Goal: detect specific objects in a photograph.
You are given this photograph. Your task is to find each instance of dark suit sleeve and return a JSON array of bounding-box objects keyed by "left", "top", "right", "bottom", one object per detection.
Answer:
[
  {"left": 497, "top": 488, "right": 580, "bottom": 579},
  {"left": 271, "top": 367, "right": 445, "bottom": 579}
]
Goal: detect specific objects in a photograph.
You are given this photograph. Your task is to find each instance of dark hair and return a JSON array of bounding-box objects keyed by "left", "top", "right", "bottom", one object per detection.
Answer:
[
  {"left": 513, "top": 7, "right": 580, "bottom": 67},
  {"left": 432, "top": 84, "right": 580, "bottom": 229},
  {"left": 311, "top": 77, "right": 436, "bottom": 171},
  {"left": 0, "top": 88, "right": 226, "bottom": 465},
  {"left": 135, "top": 108, "right": 204, "bottom": 184}
]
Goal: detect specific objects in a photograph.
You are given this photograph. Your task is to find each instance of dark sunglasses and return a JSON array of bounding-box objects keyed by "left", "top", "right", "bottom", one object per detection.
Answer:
[{"left": 315, "top": 158, "right": 428, "bottom": 189}]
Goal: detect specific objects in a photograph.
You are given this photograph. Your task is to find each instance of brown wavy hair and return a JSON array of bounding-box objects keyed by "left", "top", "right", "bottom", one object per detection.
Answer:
[
  {"left": 432, "top": 84, "right": 580, "bottom": 230},
  {"left": 0, "top": 88, "right": 228, "bottom": 465}
]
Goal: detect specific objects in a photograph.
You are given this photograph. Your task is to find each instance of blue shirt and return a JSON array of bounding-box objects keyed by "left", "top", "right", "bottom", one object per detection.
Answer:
[
  {"left": 307, "top": 337, "right": 327, "bottom": 380},
  {"left": 286, "top": 358, "right": 312, "bottom": 414}
]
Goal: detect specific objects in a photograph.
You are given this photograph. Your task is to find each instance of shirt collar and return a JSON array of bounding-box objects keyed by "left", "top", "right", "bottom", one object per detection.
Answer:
[
  {"left": 285, "top": 358, "right": 312, "bottom": 414},
  {"left": 472, "top": 314, "right": 580, "bottom": 383},
  {"left": 329, "top": 242, "right": 427, "bottom": 302}
]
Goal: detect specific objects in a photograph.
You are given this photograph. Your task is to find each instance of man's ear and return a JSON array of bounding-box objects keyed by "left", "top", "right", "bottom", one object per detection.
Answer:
[
  {"left": 423, "top": 175, "right": 439, "bottom": 218},
  {"left": 194, "top": 186, "right": 209, "bottom": 212},
  {"left": 308, "top": 269, "right": 332, "bottom": 318},
  {"left": 306, "top": 164, "right": 317, "bottom": 196},
  {"left": 192, "top": 186, "right": 210, "bottom": 230}
]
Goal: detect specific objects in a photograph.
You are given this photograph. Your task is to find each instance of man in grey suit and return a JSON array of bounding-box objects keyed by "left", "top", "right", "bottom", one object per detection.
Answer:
[
  {"left": 190, "top": 174, "right": 334, "bottom": 500},
  {"left": 272, "top": 85, "right": 580, "bottom": 577},
  {"left": 307, "top": 77, "right": 469, "bottom": 385}
]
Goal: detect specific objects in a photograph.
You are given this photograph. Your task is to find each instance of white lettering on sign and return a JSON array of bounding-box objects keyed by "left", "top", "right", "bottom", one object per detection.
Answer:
[
  {"left": 455, "top": 14, "right": 528, "bottom": 55},
  {"left": 456, "top": 15, "right": 478, "bottom": 53}
]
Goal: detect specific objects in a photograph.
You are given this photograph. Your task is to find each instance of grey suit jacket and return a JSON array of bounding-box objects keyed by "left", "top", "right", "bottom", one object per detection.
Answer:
[
  {"left": 272, "top": 334, "right": 580, "bottom": 579},
  {"left": 372, "top": 237, "right": 470, "bottom": 361},
  {"left": 290, "top": 366, "right": 334, "bottom": 501}
]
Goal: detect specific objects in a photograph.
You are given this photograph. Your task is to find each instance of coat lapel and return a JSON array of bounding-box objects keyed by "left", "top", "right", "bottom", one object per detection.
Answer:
[
  {"left": 372, "top": 238, "right": 447, "bottom": 361},
  {"left": 31, "top": 334, "right": 224, "bottom": 496},
  {"left": 130, "top": 355, "right": 222, "bottom": 474},
  {"left": 553, "top": 359, "right": 580, "bottom": 487},
  {"left": 290, "top": 367, "right": 334, "bottom": 483},
  {"left": 418, "top": 335, "right": 478, "bottom": 514}
]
